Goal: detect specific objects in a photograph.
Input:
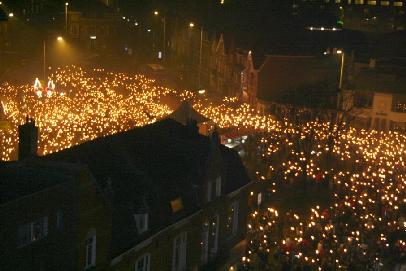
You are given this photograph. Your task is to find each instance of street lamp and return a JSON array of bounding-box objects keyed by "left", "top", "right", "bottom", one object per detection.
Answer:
[
  {"left": 153, "top": 10, "right": 166, "bottom": 61},
  {"left": 189, "top": 22, "right": 203, "bottom": 90},
  {"left": 43, "top": 37, "right": 64, "bottom": 80},
  {"left": 65, "top": 2, "right": 69, "bottom": 34},
  {"left": 337, "top": 50, "right": 344, "bottom": 90}
]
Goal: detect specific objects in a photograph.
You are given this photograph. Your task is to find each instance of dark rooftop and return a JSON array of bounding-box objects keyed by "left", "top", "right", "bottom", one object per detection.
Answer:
[
  {"left": 0, "top": 159, "right": 82, "bottom": 205},
  {"left": 40, "top": 118, "right": 250, "bottom": 256}
]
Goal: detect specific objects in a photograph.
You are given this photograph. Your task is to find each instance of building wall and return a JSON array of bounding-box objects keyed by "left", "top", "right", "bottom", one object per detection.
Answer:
[
  {"left": 0, "top": 19, "right": 7, "bottom": 70},
  {"left": 68, "top": 11, "right": 119, "bottom": 51},
  {"left": 351, "top": 91, "right": 406, "bottom": 131},
  {"left": 0, "top": 167, "right": 111, "bottom": 271},
  {"left": 110, "top": 187, "right": 249, "bottom": 271},
  {"left": 0, "top": 181, "right": 78, "bottom": 271},
  {"left": 77, "top": 170, "right": 112, "bottom": 270}
]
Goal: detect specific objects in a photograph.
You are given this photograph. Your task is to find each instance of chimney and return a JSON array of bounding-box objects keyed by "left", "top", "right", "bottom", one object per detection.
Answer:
[
  {"left": 18, "top": 116, "right": 39, "bottom": 160},
  {"left": 369, "top": 58, "right": 376, "bottom": 69}
]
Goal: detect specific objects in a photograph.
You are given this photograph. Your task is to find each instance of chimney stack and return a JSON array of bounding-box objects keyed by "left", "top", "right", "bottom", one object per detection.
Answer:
[
  {"left": 18, "top": 116, "right": 39, "bottom": 160},
  {"left": 369, "top": 58, "right": 376, "bottom": 69}
]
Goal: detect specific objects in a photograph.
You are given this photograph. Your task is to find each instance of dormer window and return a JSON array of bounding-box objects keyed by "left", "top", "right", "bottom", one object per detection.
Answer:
[
  {"left": 215, "top": 176, "right": 222, "bottom": 197},
  {"left": 134, "top": 214, "right": 148, "bottom": 234}
]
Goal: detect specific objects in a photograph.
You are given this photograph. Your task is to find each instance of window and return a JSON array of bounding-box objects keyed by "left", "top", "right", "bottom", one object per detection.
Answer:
[
  {"left": 394, "top": 1, "right": 403, "bottom": 6},
  {"left": 170, "top": 198, "right": 184, "bottom": 213},
  {"left": 134, "top": 214, "right": 149, "bottom": 233},
  {"left": 355, "top": 0, "right": 364, "bottom": 4},
  {"left": 135, "top": 253, "right": 151, "bottom": 271},
  {"left": 215, "top": 176, "right": 222, "bottom": 197},
  {"left": 207, "top": 181, "right": 212, "bottom": 202},
  {"left": 209, "top": 215, "right": 219, "bottom": 258},
  {"left": 85, "top": 229, "right": 96, "bottom": 269},
  {"left": 257, "top": 193, "right": 263, "bottom": 206},
  {"left": 18, "top": 216, "right": 48, "bottom": 247},
  {"left": 201, "top": 222, "right": 209, "bottom": 264},
  {"left": 368, "top": 0, "right": 376, "bottom": 4},
  {"left": 56, "top": 210, "right": 63, "bottom": 231},
  {"left": 172, "top": 232, "right": 187, "bottom": 271},
  {"left": 381, "top": 1, "right": 389, "bottom": 5},
  {"left": 231, "top": 202, "right": 239, "bottom": 235}
]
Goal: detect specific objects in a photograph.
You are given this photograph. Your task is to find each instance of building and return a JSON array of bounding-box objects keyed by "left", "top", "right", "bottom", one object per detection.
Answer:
[
  {"left": 242, "top": 52, "right": 340, "bottom": 113},
  {"left": 292, "top": 0, "right": 406, "bottom": 32},
  {"left": 1, "top": 110, "right": 252, "bottom": 270},
  {"left": 0, "top": 120, "right": 112, "bottom": 270},
  {"left": 67, "top": 0, "right": 120, "bottom": 52},
  {"left": 346, "top": 58, "right": 406, "bottom": 131},
  {"left": 171, "top": 28, "right": 247, "bottom": 97},
  {"left": 0, "top": 6, "right": 7, "bottom": 72}
]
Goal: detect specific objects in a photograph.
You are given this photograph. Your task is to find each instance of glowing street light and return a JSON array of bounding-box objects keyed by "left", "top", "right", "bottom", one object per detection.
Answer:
[
  {"left": 153, "top": 10, "right": 166, "bottom": 61},
  {"left": 8, "top": 13, "right": 14, "bottom": 18},
  {"left": 43, "top": 36, "right": 65, "bottom": 80},
  {"left": 189, "top": 22, "right": 195, "bottom": 28},
  {"left": 65, "top": 2, "right": 69, "bottom": 34}
]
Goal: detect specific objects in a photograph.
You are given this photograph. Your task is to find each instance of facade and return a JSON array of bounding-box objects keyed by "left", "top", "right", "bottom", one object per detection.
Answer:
[
  {"left": 67, "top": 1, "right": 120, "bottom": 52},
  {"left": 0, "top": 7, "right": 7, "bottom": 72},
  {"left": 0, "top": 141, "right": 112, "bottom": 270},
  {"left": 242, "top": 52, "right": 340, "bottom": 112},
  {"left": 1, "top": 111, "right": 251, "bottom": 270},
  {"left": 171, "top": 29, "right": 246, "bottom": 97},
  {"left": 292, "top": 0, "right": 406, "bottom": 31},
  {"left": 345, "top": 59, "right": 406, "bottom": 131}
]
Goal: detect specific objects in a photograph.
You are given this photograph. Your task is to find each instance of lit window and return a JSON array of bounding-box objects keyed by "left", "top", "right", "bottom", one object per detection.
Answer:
[
  {"left": 381, "top": 1, "right": 389, "bottom": 5},
  {"left": 18, "top": 216, "right": 48, "bottom": 247},
  {"left": 335, "top": 0, "right": 341, "bottom": 3},
  {"left": 348, "top": 0, "right": 352, "bottom": 3},
  {"left": 135, "top": 253, "right": 151, "bottom": 271},
  {"left": 394, "top": 1, "right": 403, "bottom": 6},
  {"left": 355, "top": 0, "right": 364, "bottom": 4},
  {"left": 209, "top": 215, "right": 219, "bottom": 258},
  {"left": 134, "top": 214, "right": 149, "bottom": 233},
  {"left": 257, "top": 192, "right": 263, "bottom": 206},
  {"left": 172, "top": 232, "right": 187, "bottom": 271},
  {"left": 215, "top": 176, "right": 222, "bottom": 197},
  {"left": 368, "top": 0, "right": 376, "bottom": 4},
  {"left": 85, "top": 229, "right": 96, "bottom": 269}
]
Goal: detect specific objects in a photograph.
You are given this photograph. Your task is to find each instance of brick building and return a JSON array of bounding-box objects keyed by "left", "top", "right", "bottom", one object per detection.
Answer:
[
  {"left": 1, "top": 112, "right": 252, "bottom": 270},
  {"left": 0, "top": 7, "right": 7, "bottom": 72}
]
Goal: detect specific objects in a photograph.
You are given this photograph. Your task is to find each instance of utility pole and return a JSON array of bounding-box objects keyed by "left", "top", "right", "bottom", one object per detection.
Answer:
[
  {"left": 198, "top": 26, "right": 203, "bottom": 89},
  {"left": 43, "top": 41, "right": 46, "bottom": 81}
]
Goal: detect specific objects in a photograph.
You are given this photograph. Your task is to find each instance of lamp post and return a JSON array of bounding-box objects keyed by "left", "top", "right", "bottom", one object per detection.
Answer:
[
  {"left": 337, "top": 50, "right": 345, "bottom": 90},
  {"left": 65, "top": 2, "right": 69, "bottom": 34},
  {"left": 153, "top": 10, "right": 166, "bottom": 60},
  {"left": 189, "top": 22, "right": 203, "bottom": 89},
  {"left": 43, "top": 37, "right": 64, "bottom": 81}
]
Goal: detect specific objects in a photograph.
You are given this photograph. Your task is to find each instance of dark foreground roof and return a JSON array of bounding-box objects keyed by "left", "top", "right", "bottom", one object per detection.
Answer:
[
  {"left": 0, "top": 160, "right": 82, "bottom": 205},
  {"left": 42, "top": 118, "right": 250, "bottom": 256}
]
